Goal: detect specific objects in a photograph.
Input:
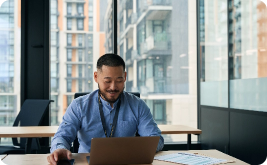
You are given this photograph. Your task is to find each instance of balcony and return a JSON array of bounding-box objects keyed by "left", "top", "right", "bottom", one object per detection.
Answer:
[
  {"left": 65, "top": 0, "right": 85, "bottom": 3},
  {"left": 139, "top": 77, "right": 172, "bottom": 94},
  {"left": 65, "top": 13, "right": 85, "bottom": 18},
  {"left": 138, "top": 0, "right": 172, "bottom": 14},
  {"left": 140, "top": 32, "right": 171, "bottom": 55}
]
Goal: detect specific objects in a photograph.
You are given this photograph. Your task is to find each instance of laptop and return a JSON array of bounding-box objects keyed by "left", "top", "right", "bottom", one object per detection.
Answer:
[{"left": 87, "top": 136, "right": 160, "bottom": 165}]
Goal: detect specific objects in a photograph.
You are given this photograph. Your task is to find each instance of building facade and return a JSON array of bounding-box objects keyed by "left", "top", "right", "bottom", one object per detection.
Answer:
[
  {"left": 105, "top": 0, "right": 198, "bottom": 142},
  {"left": 50, "top": 0, "right": 107, "bottom": 125}
]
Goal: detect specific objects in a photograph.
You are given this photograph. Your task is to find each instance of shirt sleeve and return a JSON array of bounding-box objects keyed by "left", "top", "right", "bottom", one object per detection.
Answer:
[
  {"left": 137, "top": 100, "right": 164, "bottom": 152},
  {"left": 50, "top": 99, "right": 82, "bottom": 153}
]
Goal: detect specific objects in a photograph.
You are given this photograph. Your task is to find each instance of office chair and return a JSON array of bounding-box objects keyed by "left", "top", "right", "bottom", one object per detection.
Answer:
[
  {"left": 0, "top": 99, "right": 53, "bottom": 154},
  {"left": 72, "top": 92, "right": 140, "bottom": 153}
]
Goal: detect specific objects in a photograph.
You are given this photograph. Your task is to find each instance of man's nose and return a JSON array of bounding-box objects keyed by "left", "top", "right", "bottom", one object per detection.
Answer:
[{"left": 110, "top": 82, "right": 116, "bottom": 90}]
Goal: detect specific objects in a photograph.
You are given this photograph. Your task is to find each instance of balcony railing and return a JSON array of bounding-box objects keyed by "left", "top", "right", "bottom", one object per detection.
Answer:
[
  {"left": 140, "top": 32, "right": 171, "bottom": 54},
  {"left": 138, "top": 77, "right": 172, "bottom": 94},
  {"left": 138, "top": 0, "right": 172, "bottom": 13}
]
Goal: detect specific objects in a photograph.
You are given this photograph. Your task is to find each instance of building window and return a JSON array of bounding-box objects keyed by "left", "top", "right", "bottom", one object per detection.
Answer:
[
  {"left": 78, "top": 50, "right": 83, "bottom": 61},
  {"left": 67, "top": 65, "right": 72, "bottom": 77},
  {"left": 51, "top": 15, "right": 58, "bottom": 29},
  {"left": 67, "top": 3, "right": 72, "bottom": 15},
  {"left": 87, "top": 34, "right": 93, "bottom": 47},
  {"left": 77, "top": 19, "right": 84, "bottom": 30},
  {"left": 67, "top": 49, "right": 72, "bottom": 61},
  {"left": 51, "top": 47, "right": 58, "bottom": 61},
  {"left": 51, "top": 0, "right": 57, "bottom": 14},
  {"left": 51, "top": 78, "right": 58, "bottom": 92},
  {"left": 67, "top": 34, "right": 72, "bottom": 46},
  {"left": 88, "top": 0, "right": 93, "bottom": 31},
  {"left": 67, "top": 95, "right": 73, "bottom": 105},
  {"left": 89, "top": 17, "right": 93, "bottom": 31},
  {"left": 9, "top": 31, "right": 14, "bottom": 45},
  {"left": 78, "top": 65, "right": 83, "bottom": 77},
  {"left": 145, "top": 100, "right": 166, "bottom": 124},
  {"left": 88, "top": 49, "right": 93, "bottom": 62},
  {"left": 78, "top": 34, "right": 83, "bottom": 46},
  {"left": 78, "top": 80, "right": 83, "bottom": 92},
  {"left": 51, "top": 31, "right": 57, "bottom": 46},
  {"left": 77, "top": 4, "right": 84, "bottom": 15},
  {"left": 51, "top": 63, "right": 58, "bottom": 77},
  {"left": 67, "top": 18, "right": 72, "bottom": 30},
  {"left": 67, "top": 80, "right": 72, "bottom": 92}
]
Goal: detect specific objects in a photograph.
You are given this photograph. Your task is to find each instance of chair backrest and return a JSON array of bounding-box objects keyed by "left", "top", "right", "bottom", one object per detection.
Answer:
[
  {"left": 12, "top": 99, "right": 52, "bottom": 149},
  {"left": 72, "top": 92, "right": 140, "bottom": 153}
]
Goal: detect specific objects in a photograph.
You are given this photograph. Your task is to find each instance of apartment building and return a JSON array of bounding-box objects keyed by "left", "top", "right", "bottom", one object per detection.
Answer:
[
  {"left": 105, "top": 0, "right": 197, "bottom": 142},
  {"left": 50, "top": 0, "right": 107, "bottom": 125}
]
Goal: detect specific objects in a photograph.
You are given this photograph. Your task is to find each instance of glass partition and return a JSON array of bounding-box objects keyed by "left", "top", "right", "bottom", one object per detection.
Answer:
[
  {"left": 199, "top": 0, "right": 228, "bottom": 107},
  {"left": 229, "top": 0, "right": 267, "bottom": 111}
]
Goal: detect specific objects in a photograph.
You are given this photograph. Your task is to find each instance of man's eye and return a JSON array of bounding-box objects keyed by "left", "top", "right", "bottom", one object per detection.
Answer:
[
  {"left": 105, "top": 81, "right": 111, "bottom": 83},
  {"left": 117, "top": 80, "right": 123, "bottom": 83}
]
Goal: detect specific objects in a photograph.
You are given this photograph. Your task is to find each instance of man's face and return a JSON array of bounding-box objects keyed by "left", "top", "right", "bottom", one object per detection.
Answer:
[{"left": 94, "top": 65, "right": 126, "bottom": 103}]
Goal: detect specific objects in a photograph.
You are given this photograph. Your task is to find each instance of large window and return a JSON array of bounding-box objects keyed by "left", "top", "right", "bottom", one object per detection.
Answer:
[
  {"left": 50, "top": 0, "right": 107, "bottom": 125},
  {"left": 199, "top": 0, "right": 228, "bottom": 107},
  {"left": 199, "top": 0, "right": 267, "bottom": 112},
  {"left": 117, "top": 0, "right": 197, "bottom": 142},
  {"left": 229, "top": 0, "right": 267, "bottom": 111},
  {"left": 0, "top": 0, "right": 21, "bottom": 145}
]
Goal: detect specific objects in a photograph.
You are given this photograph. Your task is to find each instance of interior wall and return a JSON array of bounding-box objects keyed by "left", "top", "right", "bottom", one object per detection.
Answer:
[{"left": 200, "top": 106, "right": 267, "bottom": 164}]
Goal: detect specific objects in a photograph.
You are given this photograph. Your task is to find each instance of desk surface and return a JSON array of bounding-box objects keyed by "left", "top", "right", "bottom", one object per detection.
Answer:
[
  {"left": 0, "top": 125, "right": 201, "bottom": 138},
  {"left": 1, "top": 150, "right": 248, "bottom": 165},
  {"left": 158, "top": 125, "right": 202, "bottom": 134},
  {"left": 0, "top": 126, "right": 58, "bottom": 137}
]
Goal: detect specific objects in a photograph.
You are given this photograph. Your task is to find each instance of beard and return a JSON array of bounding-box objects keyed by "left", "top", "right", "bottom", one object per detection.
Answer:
[{"left": 98, "top": 84, "right": 124, "bottom": 104}]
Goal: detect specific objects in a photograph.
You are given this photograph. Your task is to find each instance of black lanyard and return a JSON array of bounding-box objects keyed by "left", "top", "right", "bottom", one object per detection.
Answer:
[{"left": 98, "top": 92, "right": 121, "bottom": 137}]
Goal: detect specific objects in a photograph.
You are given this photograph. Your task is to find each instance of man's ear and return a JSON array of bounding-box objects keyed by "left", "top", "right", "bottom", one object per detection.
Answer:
[
  {"left": 94, "top": 71, "right": 98, "bottom": 83},
  {"left": 124, "top": 72, "right": 127, "bottom": 82}
]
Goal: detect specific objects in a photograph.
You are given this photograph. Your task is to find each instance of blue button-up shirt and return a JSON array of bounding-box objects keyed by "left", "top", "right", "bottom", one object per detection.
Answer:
[{"left": 51, "top": 90, "right": 164, "bottom": 153}]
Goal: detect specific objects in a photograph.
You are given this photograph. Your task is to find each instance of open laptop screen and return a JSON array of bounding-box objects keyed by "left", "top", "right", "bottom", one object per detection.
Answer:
[{"left": 88, "top": 136, "right": 160, "bottom": 165}]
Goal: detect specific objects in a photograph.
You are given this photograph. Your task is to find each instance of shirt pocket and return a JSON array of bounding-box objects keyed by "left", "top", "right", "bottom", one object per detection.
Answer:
[{"left": 117, "top": 120, "right": 137, "bottom": 137}]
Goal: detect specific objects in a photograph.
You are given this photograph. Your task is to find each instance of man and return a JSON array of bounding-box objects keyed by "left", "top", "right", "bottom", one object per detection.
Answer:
[{"left": 47, "top": 54, "right": 164, "bottom": 165}]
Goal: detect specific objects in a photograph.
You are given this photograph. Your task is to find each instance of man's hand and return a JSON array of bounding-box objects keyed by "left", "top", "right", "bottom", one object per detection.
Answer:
[{"left": 47, "top": 149, "right": 72, "bottom": 165}]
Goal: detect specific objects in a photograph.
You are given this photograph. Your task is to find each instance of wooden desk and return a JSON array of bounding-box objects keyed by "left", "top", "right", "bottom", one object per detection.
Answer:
[
  {"left": 0, "top": 125, "right": 201, "bottom": 152},
  {"left": 1, "top": 150, "right": 248, "bottom": 165},
  {"left": 158, "top": 125, "right": 202, "bottom": 149},
  {"left": 0, "top": 126, "right": 58, "bottom": 138},
  {"left": 0, "top": 126, "right": 58, "bottom": 154}
]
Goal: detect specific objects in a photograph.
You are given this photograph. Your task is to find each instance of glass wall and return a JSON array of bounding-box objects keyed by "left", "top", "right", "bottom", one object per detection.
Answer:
[
  {"left": 229, "top": 0, "right": 267, "bottom": 111},
  {"left": 199, "top": 0, "right": 267, "bottom": 112},
  {"left": 116, "top": 0, "right": 197, "bottom": 142},
  {"left": 50, "top": 0, "right": 108, "bottom": 125},
  {"left": 199, "top": 0, "right": 228, "bottom": 107},
  {"left": 0, "top": 0, "right": 21, "bottom": 145}
]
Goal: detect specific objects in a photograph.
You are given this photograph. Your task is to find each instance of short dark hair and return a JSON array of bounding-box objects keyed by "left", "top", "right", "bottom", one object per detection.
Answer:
[{"left": 97, "top": 53, "right": 125, "bottom": 71}]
